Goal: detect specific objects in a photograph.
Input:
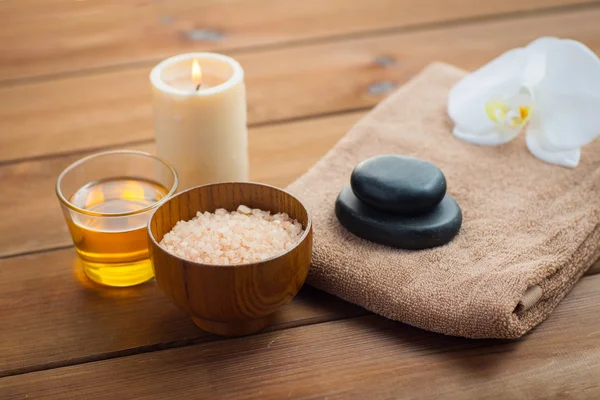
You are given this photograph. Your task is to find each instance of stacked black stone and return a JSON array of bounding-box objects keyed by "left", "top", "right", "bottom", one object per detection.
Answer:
[{"left": 335, "top": 155, "right": 462, "bottom": 249}]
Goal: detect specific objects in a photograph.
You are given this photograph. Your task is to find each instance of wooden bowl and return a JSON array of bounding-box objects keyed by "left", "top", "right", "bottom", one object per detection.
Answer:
[{"left": 147, "top": 182, "right": 313, "bottom": 336}]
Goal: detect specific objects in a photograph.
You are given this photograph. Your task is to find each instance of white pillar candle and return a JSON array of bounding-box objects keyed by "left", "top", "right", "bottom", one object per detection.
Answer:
[{"left": 150, "top": 53, "right": 248, "bottom": 191}]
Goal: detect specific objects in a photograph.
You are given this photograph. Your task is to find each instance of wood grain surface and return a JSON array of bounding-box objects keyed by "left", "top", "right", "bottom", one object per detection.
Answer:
[
  {"left": 2, "top": 0, "right": 600, "bottom": 397},
  {"left": 2, "top": 273, "right": 599, "bottom": 400},
  {"left": 2, "top": 6, "right": 600, "bottom": 164},
  {"left": 1, "top": 238, "right": 597, "bottom": 378},
  {"left": 0, "top": 247, "right": 365, "bottom": 377},
  {"left": 149, "top": 182, "right": 313, "bottom": 336},
  {"left": 0, "top": 0, "right": 592, "bottom": 81},
  {"left": 0, "top": 112, "right": 356, "bottom": 258}
]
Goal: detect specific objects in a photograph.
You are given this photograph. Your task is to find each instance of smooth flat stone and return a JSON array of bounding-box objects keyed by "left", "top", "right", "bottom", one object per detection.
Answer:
[
  {"left": 350, "top": 155, "right": 446, "bottom": 214},
  {"left": 335, "top": 185, "right": 462, "bottom": 250}
]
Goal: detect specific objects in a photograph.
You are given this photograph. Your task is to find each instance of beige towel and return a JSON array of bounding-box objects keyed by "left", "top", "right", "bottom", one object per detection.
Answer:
[{"left": 287, "top": 63, "right": 600, "bottom": 339}]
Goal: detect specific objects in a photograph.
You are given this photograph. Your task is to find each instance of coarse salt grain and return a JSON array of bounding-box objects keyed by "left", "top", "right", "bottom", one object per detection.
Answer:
[{"left": 160, "top": 205, "right": 305, "bottom": 265}]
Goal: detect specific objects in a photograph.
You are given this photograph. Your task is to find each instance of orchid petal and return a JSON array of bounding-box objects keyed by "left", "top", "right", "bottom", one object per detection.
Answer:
[
  {"left": 520, "top": 37, "right": 559, "bottom": 88},
  {"left": 453, "top": 126, "right": 520, "bottom": 146},
  {"left": 448, "top": 48, "right": 528, "bottom": 137},
  {"left": 532, "top": 39, "right": 600, "bottom": 150},
  {"left": 526, "top": 126, "right": 580, "bottom": 168},
  {"left": 525, "top": 36, "right": 561, "bottom": 53}
]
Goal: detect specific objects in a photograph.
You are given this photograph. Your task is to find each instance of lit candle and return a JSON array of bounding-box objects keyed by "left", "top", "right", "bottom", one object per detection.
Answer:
[{"left": 150, "top": 53, "right": 248, "bottom": 191}]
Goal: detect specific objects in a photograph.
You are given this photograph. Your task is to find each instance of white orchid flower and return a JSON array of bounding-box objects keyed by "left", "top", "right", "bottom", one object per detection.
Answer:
[{"left": 448, "top": 37, "right": 600, "bottom": 168}]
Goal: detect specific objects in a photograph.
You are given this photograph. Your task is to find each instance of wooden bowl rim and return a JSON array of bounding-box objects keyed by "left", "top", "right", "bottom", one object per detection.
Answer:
[{"left": 147, "top": 181, "right": 312, "bottom": 269}]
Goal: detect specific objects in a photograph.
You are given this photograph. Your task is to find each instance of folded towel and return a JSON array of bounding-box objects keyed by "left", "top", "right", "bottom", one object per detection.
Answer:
[{"left": 287, "top": 63, "right": 600, "bottom": 339}]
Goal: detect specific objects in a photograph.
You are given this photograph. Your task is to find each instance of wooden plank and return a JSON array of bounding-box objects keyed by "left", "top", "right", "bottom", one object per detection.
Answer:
[
  {"left": 2, "top": 274, "right": 599, "bottom": 399},
  {"left": 2, "top": 6, "right": 600, "bottom": 164},
  {"left": 0, "top": 247, "right": 366, "bottom": 377},
  {"left": 0, "top": 248, "right": 597, "bottom": 380},
  {"left": 0, "top": 0, "right": 592, "bottom": 82},
  {"left": 0, "top": 112, "right": 357, "bottom": 258}
]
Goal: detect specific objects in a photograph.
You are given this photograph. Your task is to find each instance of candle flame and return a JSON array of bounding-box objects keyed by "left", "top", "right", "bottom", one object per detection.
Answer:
[{"left": 192, "top": 59, "right": 202, "bottom": 85}]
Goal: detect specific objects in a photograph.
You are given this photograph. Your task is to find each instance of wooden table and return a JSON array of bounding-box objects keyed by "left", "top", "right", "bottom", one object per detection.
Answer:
[{"left": 2, "top": 1, "right": 600, "bottom": 398}]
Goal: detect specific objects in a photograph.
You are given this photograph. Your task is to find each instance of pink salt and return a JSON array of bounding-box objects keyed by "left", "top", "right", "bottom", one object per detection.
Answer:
[{"left": 160, "top": 205, "right": 305, "bottom": 265}]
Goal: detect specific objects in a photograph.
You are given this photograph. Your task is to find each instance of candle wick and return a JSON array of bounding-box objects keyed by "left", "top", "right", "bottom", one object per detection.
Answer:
[{"left": 195, "top": 83, "right": 201, "bottom": 91}]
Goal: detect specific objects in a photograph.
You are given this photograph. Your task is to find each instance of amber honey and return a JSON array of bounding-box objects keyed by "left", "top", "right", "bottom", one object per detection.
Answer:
[{"left": 66, "top": 177, "right": 168, "bottom": 287}]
